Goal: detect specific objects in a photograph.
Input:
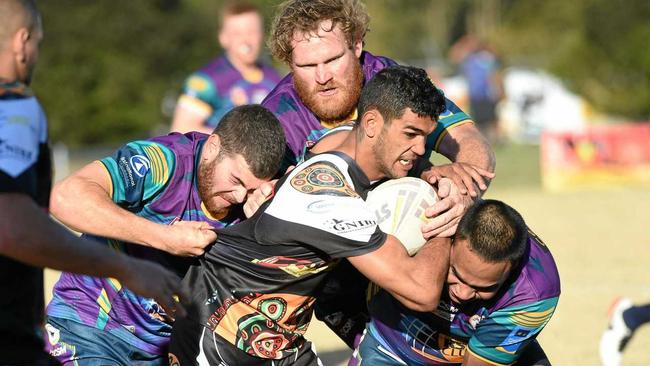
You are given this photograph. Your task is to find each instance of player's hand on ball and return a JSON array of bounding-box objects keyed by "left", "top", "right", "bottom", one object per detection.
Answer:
[
  {"left": 163, "top": 220, "right": 217, "bottom": 257},
  {"left": 421, "top": 162, "right": 494, "bottom": 197},
  {"left": 118, "top": 256, "right": 189, "bottom": 319},
  {"left": 422, "top": 177, "right": 474, "bottom": 238},
  {"left": 243, "top": 179, "right": 277, "bottom": 218}
]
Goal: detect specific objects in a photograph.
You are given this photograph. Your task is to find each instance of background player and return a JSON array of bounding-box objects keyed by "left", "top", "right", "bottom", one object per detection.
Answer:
[
  {"left": 600, "top": 298, "right": 650, "bottom": 366},
  {"left": 169, "top": 65, "right": 452, "bottom": 366},
  {"left": 351, "top": 199, "right": 560, "bottom": 366},
  {"left": 45, "top": 105, "right": 286, "bottom": 365},
  {"left": 0, "top": 1, "right": 188, "bottom": 365},
  {"left": 170, "top": 1, "right": 281, "bottom": 134}
]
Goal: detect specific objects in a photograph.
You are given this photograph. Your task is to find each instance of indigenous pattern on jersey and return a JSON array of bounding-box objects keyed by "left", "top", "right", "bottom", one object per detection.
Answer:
[
  {"left": 46, "top": 132, "right": 244, "bottom": 355},
  {"left": 0, "top": 81, "right": 52, "bottom": 364},
  {"left": 180, "top": 152, "right": 386, "bottom": 360},
  {"left": 365, "top": 231, "right": 560, "bottom": 365},
  {"left": 261, "top": 51, "right": 471, "bottom": 167},
  {"left": 178, "top": 56, "right": 281, "bottom": 128}
]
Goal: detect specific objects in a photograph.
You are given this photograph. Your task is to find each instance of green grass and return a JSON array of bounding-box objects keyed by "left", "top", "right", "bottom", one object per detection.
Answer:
[{"left": 431, "top": 143, "right": 542, "bottom": 190}]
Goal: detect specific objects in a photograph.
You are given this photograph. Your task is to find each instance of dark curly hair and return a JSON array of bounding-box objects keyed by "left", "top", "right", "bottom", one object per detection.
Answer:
[{"left": 357, "top": 65, "right": 447, "bottom": 124}]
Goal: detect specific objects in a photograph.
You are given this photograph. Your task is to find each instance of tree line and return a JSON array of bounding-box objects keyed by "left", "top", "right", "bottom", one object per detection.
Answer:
[{"left": 34, "top": 0, "right": 649, "bottom": 146}]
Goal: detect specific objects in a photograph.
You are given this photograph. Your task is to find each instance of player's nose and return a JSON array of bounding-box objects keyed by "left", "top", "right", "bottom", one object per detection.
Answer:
[
  {"left": 315, "top": 64, "right": 333, "bottom": 85},
  {"left": 454, "top": 284, "right": 475, "bottom": 302}
]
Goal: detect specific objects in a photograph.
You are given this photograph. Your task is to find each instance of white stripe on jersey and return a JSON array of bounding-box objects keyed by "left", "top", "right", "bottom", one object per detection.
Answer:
[{"left": 265, "top": 154, "right": 377, "bottom": 243}]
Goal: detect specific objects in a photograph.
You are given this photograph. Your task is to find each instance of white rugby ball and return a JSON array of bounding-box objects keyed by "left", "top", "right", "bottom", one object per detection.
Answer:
[{"left": 366, "top": 177, "right": 438, "bottom": 255}]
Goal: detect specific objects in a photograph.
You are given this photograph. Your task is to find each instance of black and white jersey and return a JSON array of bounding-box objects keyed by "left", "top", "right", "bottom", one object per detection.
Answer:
[
  {"left": 183, "top": 151, "right": 387, "bottom": 360},
  {"left": 0, "top": 82, "right": 52, "bottom": 363}
]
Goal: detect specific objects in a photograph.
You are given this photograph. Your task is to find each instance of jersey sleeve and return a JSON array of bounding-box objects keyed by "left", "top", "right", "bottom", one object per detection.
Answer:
[
  {"left": 99, "top": 140, "right": 176, "bottom": 209},
  {"left": 177, "top": 72, "right": 219, "bottom": 119},
  {"left": 467, "top": 297, "right": 559, "bottom": 365},
  {"left": 0, "top": 98, "right": 46, "bottom": 194},
  {"left": 260, "top": 155, "right": 386, "bottom": 258},
  {"left": 425, "top": 96, "right": 473, "bottom": 156}
]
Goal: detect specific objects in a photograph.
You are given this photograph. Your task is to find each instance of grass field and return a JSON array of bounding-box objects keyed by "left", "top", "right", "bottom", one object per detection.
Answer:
[{"left": 45, "top": 143, "right": 650, "bottom": 365}]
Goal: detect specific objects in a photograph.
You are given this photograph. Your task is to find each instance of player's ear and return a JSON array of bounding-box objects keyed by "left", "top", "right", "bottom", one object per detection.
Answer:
[
  {"left": 352, "top": 39, "right": 363, "bottom": 58},
  {"left": 218, "top": 29, "right": 227, "bottom": 49},
  {"left": 361, "top": 110, "right": 382, "bottom": 138},
  {"left": 206, "top": 134, "right": 222, "bottom": 157},
  {"left": 12, "top": 27, "right": 30, "bottom": 62}
]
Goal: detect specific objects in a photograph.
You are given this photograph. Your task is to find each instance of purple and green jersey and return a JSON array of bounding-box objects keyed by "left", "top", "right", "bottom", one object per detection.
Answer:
[
  {"left": 261, "top": 51, "right": 472, "bottom": 167},
  {"left": 366, "top": 230, "right": 560, "bottom": 365},
  {"left": 178, "top": 56, "right": 281, "bottom": 128},
  {"left": 46, "top": 132, "right": 244, "bottom": 355}
]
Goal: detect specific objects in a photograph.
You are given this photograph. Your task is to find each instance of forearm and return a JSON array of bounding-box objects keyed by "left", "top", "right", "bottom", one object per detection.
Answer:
[
  {"left": 50, "top": 170, "right": 168, "bottom": 250},
  {"left": 439, "top": 124, "right": 496, "bottom": 173},
  {"left": 170, "top": 106, "right": 212, "bottom": 134},
  {"left": 0, "top": 193, "right": 132, "bottom": 277},
  {"left": 389, "top": 237, "right": 450, "bottom": 311},
  {"left": 351, "top": 236, "right": 451, "bottom": 312}
]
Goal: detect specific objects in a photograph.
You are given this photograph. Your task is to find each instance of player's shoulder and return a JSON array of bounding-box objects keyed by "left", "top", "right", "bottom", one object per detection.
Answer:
[
  {"left": 261, "top": 74, "right": 298, "bottom": 108},
  {"left": 499, "top": 230, "right": 560, "bottom": 307}
]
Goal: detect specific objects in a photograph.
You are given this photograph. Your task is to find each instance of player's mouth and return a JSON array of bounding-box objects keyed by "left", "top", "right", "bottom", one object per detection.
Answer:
[
  {"left": 398, "top": 158, "right": 414, "bottom": 170},
  {"left": 238, "top": 44, "right": 253, "bottom": 55},
  {"left": 317, "top": 87, "right": 338, "bottom": 97}
]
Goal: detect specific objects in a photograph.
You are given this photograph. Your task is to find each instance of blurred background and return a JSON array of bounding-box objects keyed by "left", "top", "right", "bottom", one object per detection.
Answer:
[{"left": 36, "top": 0, "right": 649, "bottom": 365}]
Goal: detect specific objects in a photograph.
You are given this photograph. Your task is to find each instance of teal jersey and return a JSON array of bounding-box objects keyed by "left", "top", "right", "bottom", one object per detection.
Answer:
[{"left": 46, "top": 132, "right": 244, "bottom": 355}]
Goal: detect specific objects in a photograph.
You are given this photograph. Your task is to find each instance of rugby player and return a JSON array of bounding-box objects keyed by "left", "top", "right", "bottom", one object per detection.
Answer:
[
  {"left": 350, "top": 199, "right": 560, "bottom": 366},
  {"left": 168, "top": 65, "right": 452, "bottom": 366},
  {"left": 0, "top": 1, "right": 188, "bottom": 364},
  {"left": 253, "top": 0, "right": 495, "bottom": 346},
  {"left": 171, "top": 1, "right": 281, "bottom": 134},
  {"left": 44, "top": 105, "right": 286, "bottom": 365},
  {"left": 262, "top": 0, "right": 495, "bottom": 235},
  {"left": 600, "top": 298, "right": 650, "bottom": 366}
]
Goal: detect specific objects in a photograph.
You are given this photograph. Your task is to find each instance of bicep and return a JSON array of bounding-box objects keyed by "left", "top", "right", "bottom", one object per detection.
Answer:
[{"left": 52, "top": 160, "right": 112, "bottom": 205}]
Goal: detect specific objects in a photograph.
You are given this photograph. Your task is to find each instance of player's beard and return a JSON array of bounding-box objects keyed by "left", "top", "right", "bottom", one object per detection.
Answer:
[
  {"left": 372, "top": 132, "right": 391, "bottom": 179},
  {"left": 197, "top": 154, "right": 230, "bottom": 217},
  {"left": 294, "top": 60, "right": 363, "bottom": 125},
  {"left": 371, "top": 128, "right": 409, "bottom": 179}
]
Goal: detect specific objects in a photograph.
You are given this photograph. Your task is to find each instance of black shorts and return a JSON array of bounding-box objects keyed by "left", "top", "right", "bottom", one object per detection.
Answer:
[
  {"left": 469, "top": 99, "right": 498, "bottom": 127},
  {"left": 169, "top": 316, "right": 322, "bottom": 366}
]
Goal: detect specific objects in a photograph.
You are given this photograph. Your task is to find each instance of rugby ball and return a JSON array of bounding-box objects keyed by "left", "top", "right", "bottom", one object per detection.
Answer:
[{"left": 366, "top": 177, "right": 438, "bottom": 255}]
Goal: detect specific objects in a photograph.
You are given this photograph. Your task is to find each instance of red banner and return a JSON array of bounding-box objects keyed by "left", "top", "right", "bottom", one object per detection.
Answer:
[{"left": 541, "top": 123, "right": 650, "bottom": 191}]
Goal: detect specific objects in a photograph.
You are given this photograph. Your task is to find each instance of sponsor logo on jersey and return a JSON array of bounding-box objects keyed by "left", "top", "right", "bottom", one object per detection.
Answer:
[
  {"left": 291, "top": 162, "right": 358, "bottom": 197},
  {"left": 469, "top": 314, "right": 485, "bottom": 329},
  {"left": 433, "top": 300, "right": 458, "bottom": 322},
  {"left": 306, "top": 199, "right": 336, "bottom": 214},
  {"left": 323, "top": 218, "right": 376, "bottom": 233},
  {"left": 45, "top": 323, "right": 60, "bottom": 345},
  {"left": 0, "top": 137, "right": 34, "bottom": 161},
  {"left": 129, "top": 154, "right": 150, "bottom": 178}
]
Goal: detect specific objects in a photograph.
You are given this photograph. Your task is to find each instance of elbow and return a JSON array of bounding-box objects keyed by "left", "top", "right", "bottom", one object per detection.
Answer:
[
  {"left": 398, "top": 286, "right": 441, "bottom": 312},
  {"left": 49, "top": 179, "right": 78, "bottom": 223},
  {"left": 409, "top": 291, "right": 441, "bottom": 312},
  {"left": 49, "top": 182, "right": 68, "bottom": 219}
]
